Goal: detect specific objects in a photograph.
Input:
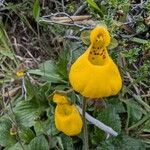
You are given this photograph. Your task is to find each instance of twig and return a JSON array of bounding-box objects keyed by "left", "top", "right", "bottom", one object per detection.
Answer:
[
  {"left": 43, "top": 12, "right": 75, "bottom": 22},
  {"left": 119, "top": 53, "right": 150, "bottom": 112},
  {"left": 12, "top": 42, "right": 38, "bottom": 64},
  {"left": 141, "top": 94, "right": 150, "bottom": 98},
  {"left": 73, "top": 2, "right": 88, "bottom": 16},
  {"left": 126, "top": 71, "right": 150, "bottom": 112},
  {"left": 131, "top": 0, "right": 145, "bottom": 11},
  {"left": 126, "top": 71, "right": 140, "bottom": 95},
  {"left": 40, "top": 12, "right": 93, "bottom": 30},
  {"left": 76, "top": 105, "right": 118, "bottom": 136},
  {"left": 51, "top": 15, "right": 91, "bottom": 23},
  {"left": 42, "top": 0, "right": 45, "bottom": 9},
  {"left": 64, "top": 35, "right": 81, "bottom": 41},
  {"left": 61, "top": 0, "right": 65, "bottom": 12},
  {"left": 40, "top": 18, "right": 92, "bottom": 30},
  {"left": 2, "top": 86, "right": 21, "bottom": 98},
  {"left": 21, "top": 77, "right": 27, "bottom": 100},
  {"left": 49, "top": 0, "right": 62, "bottom": 6},
  {"left": 0, "top": 0, "right": 5, "bottom": 6}
]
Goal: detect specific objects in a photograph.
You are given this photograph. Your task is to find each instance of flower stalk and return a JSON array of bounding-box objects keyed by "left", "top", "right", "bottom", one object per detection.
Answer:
[{"left": 82, "top": 97, "right": 89, "bottom": 150}]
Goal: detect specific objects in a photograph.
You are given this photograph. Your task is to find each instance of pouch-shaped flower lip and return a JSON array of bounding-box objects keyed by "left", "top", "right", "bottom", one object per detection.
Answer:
[
  {"left": 53, "top": 93, "right": 83, "bottom": 136},
  {"left": 55, "top": 104, "right": 83, "bottom": 136},
  {"left": 56, "top": 104, "right": 73, "bottom": 117},
  {"left": 83, "top": 47, "right": 111, "bottom": 67}
]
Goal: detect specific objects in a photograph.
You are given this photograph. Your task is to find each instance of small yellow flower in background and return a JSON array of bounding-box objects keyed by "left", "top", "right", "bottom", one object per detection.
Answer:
[
  {"left": 53, "top": 93, "right": 83, "bottom": 136},
  {"left": 16, "top": 70, "right": 25, "bottom": 78},
  {"left": 69, "top": 26, "right": 122, "bottom": 98},
  {"left": 10, "top": 124, "right": 17, "bottom": 136}
]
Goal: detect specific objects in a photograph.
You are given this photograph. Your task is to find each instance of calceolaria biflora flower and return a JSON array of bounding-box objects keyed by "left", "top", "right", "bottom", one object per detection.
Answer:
[
  {"left": 69, "top": 26, "right": 122, "bottom": 98},
  {"left": 16, "top": 70, "right": 25, "bottom": 78},
  {"left": 10, "top": 124, "right": 17, "bottom": 136},
  {"left": 53, "top": 93, "right": 83, "bottom": 136}
]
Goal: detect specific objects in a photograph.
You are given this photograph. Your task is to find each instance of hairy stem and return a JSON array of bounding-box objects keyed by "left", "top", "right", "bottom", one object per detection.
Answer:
[{"left": 82, "top": 97, "right": 89, "bottom": 150}]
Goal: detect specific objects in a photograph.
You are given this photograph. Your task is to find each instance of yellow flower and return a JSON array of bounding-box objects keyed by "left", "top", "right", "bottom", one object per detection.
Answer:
[
  {"left": 10, "top": 124, "right": 17, "bottom": 136},
  {"left": 10, "top": 129, "right": 17, "bottom": 136},
  {"left": 16, "top": 70, "right": 25, "bottom": 78},
  {"left": 53, "top": 93, "right": 69, "bottom": 104},
  {"left": 53, "top": 93, "right": 83, "bottom": 136},
  {"left": 69, "top": 26, "right": 122, "bottom": 98}
]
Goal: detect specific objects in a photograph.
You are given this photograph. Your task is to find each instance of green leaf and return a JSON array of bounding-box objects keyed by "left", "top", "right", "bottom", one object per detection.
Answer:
[
  {"left": 131, "top": 37, "right": 149, "bottom": 45},
  {"left": 56, "top": 49, "right": 69, "bottom": 80},
  {"left": 54, "top": 84, "right": 69, "bottom": 91},
  {"left": 0, "top": 116, "right": 16, "bottom": 147},
  {"left": 25, "top": 79, "right": 39, "bottom": 99},
  {"left": 128, "top": 113, "right": 150, "bottom": 131},
  {"left": 60, "top": 134, "right": 74, "bottom": 150},
  {"left": 107, "top": 97, "right": 126, "bottom": 113},
  {"left": 28, "top": 135, "right": 49, "bottom": 150},
  {"left": 108, "top": 38, "right": 118, "bottom": 50},
  {"left": 92, "top": 129, "right": 106, "bottom": 144},
  {"left": 80, "top": 30, "right": 90, "bottom": 45},
  {"left": 124, "top": 99, "right": 146, "bottom": 115},
  {"left": 130, "top": 106, "right": 143, "bottom": 122},
  {"left": 71, "top": 42, "right": 84, "bottom": 62},
  {"left": 20, "top": 15, "right": 37, "bottom": 35},
  {"left": 40, "top": 82, "right": 51, "bottom": 97},
  {"left": 56, "top": 136, "right": 64, "bottom": 150},
  {"left": 5, "top": 142, "right": 28, "bottom": 150},
  {"left": 97, "top": 106, "right": 121, "bottom": 133},
  {"left": 28, "top": 69, "right": 61, "bottom": 82},
  {"left": 14, "top": 98, "right": 43, "bottom": 127},
  {"left": 19, "top": 126, "right": 35, "bottom": 144},
  {"left": 33, "top": 0, "right": 40, "bottom": 22},
  {"left": 142, "top": 120, "right": 150, "bottom": 133},
  {"left": 93, "top": 102, "right": 122, "bottom": 144},
  {"left": 86, "top": 0, "right": 103, "bottom": 17},
  {"left": 91, "top": 104, "right": 121, "bottom": 145},
  {"left": 34, "top": 118, "right": 51, "bottom": 135},
  {"left": 99, "top": 135, "right": 146, "bottom": 150},
  {"left": 28, "top": 60, "right": 65, "bottom": 83},
  {"left": 0, "top": 25, "right": 15, "bottom": 60},
  {"left": 25, "top": 79, "right": 49, "bottom": 106},
  {"left": 47, "top": 115, "right": 59, "bottom": 136},
  {"left": 125, "top": 100, "right": 144, "bottom": 125},
  {"left": 0, "top": 46, "right": 14, "bottom": 59}
]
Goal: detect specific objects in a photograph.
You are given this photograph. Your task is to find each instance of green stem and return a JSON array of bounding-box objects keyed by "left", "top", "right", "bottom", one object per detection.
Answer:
[
  {"left": 125, "top": 105, "right": 130, "bottom": 130},
  {"left": 82, "top": 97, "right": 89, "bottom": 150}
]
